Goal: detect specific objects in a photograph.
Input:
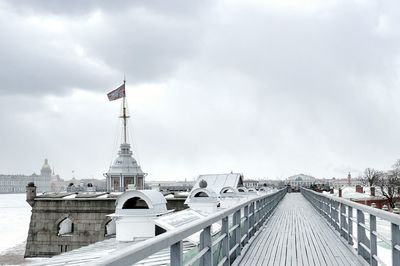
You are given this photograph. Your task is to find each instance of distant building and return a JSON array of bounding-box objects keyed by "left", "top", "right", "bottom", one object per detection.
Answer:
[
  {"left": 286, "top": 174, "right": 316, "bottom": 189},
  {"left": 318, "top": 173, "right": 363, "bottom": 188},
  {"left": 0, "top": 158, "right": 56, "bottom": 193},
  {"left": 243, "top": 179, "right": 258, "bottom": 188},
  {"left": 146, "top": 180, "right": 195, "bottom": 192}
]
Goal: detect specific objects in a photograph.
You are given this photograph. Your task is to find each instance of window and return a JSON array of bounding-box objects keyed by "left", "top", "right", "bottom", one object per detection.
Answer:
[
  {"left": 58, "top": 218, "right": 74, "bottom": 235},
  {"left": 105, "top": 220, "right": 116, "bottom": 236},
  {"left": 122, "top": 197, "right": 149, "bottom": 209},
  {"left": 194, "top": 192, "right": 208, "bottom": 197}
]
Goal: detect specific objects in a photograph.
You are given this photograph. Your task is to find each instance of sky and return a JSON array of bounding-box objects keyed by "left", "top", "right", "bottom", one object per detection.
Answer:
[{"left": 0, "top": 0, "right": 399, "bottom": 181}]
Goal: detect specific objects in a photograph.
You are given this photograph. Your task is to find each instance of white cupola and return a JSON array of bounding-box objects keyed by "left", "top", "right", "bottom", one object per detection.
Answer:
[
  {"left": 185, "top": 179, "right": 220, "bottom": 214},
  {"left": 219, "top": 186, "right": 242, "bottom": 209},
  {"left": 110, "top": 190, "right": 169, "bottom": 241}
]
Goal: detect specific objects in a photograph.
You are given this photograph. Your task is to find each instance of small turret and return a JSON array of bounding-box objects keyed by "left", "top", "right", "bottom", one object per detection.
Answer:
[{"left": 26, "top": 182, "right": 36, "bottom": 206}]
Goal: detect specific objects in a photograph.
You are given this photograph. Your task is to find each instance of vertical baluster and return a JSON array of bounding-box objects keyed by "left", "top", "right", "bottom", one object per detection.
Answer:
[
  {"left": 261, "top": 198, "right": 266, "bottom": 223},
  {"left": 335, "top": 202, "right": 339, "bottom": 231},
  {"left": 329, "top": 198, "right": 334, "bottom": 227},
  {"left": 348, "top": 206, "right": 353, "bottom": 245},
  {"left": 357, "top": 210, "right": 367, "bottom": 260},
  {"left": 234, "top": 209, "right": 241, "bottom": 258},
  {"left": 340, "top": 203, "right": 346, "bottom": 238},
  {"left": 250, "top": 202, "right": 255, "bottom": 237},
  {"left": 392, "top": 223, "right": 400, "bottom": 266},
  {"left": 221, "top": 216, "right": 230, "bottom": 266},
  {"left": 244, "top": 205, "right": 249, "bottom": 245},
  {"left": 319, "top": 196, "right": 323, "bottom": 216},
  {"left": 170, "top": 241, "right": 183, "bottom": 266},
  {"left": 255, "top": 200, "right": 260, "bottom": 231},
  {"left": 369, "top": 214, "right": 377, "bottom": 266},
  {"left": 200, "top": 226, "right": 212, "bottom": 266}
]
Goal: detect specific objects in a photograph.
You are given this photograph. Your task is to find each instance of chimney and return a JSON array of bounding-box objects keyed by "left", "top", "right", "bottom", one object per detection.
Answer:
[
  {"left": 370, "top": 187, "right": 375, "bottom": 197},
  {"left": 338, "top": 188, "right": 342, "bottom": 197},
  {"left": 26, "top": 182, "right": 36, "bottom": 207},
  {"left": 355, "top": 185, "right": 363, "bottom": 193}
]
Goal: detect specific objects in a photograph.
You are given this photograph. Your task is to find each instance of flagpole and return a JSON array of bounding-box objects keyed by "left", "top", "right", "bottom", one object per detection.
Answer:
[{"left": 122, "top": 78, "right": 127, "bottom": 144}]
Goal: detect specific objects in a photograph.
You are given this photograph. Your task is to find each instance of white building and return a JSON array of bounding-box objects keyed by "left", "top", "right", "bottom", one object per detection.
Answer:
[
  {"left": 105, "top": 143, "right": 146, "bottom": 192},
  {"left": 286, "top": 174, "right": 316, "bottom": 189},
  {"left": 0, "top": 159, "right": 55, "bottom": 193}
]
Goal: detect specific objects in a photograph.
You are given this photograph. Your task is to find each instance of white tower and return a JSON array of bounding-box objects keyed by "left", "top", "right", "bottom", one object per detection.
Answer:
[{"left": 105, "top": 81, "right": 147, "bottom": 192}]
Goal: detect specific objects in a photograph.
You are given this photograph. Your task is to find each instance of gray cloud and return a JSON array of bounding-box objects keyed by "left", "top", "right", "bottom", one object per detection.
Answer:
[{"left": 0, "top": 0, "right": 399, "bottom": 180}]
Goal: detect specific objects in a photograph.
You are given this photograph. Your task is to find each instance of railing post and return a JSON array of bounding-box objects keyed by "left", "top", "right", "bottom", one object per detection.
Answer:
[
  {"left": 234, "top": 209, "right": 241, "bottom": 258},
  {"left": 334, "top": 201, "right": 339, "bottom": 231},
  {"left": 319, "top": 196, "right": 322, "bottom": 215},
  {"left": 255, "top": 200, "right": 261, "bottom": 231},
  {"left": 170, "top": 241, "right": 183, "bottom": 266},
  {"left": 369, "top": 214, "right": 377, "bottom": 266},
  {"left": 200, "top": 226, "right": 212, "bottom": 266},
  {"left": 392, "top": 223, "right": 400, "bottom": 266},
  {"left": 357, "top": 210, "right": 367, "bottom": 260},
  {"left": 244, "top": 205, "right": 249, "bottom": 245},
  {"left": 329, "top": 198, "right": 334, "bottom": 227},
  {"left": 340, "top": 203, "right": 346, "bottom": 238},
  {"left": 348, "top": 206, "right": 353, "bottom": 245},
  {"left": 221, "top": 216, "right": 230, "bottom": 266},
  {"left": 249, "top": 202, "right": 255, "bottom": 237}
]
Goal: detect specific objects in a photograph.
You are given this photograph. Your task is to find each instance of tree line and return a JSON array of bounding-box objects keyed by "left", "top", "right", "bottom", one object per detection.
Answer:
[{"left": 361, "top": 159, "right": 400, "bottom": 208}]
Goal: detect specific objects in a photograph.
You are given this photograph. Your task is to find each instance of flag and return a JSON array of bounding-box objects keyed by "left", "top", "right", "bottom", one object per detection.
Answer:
[{"left": 107, "top": 84, "right": 125, "bottom": 101}]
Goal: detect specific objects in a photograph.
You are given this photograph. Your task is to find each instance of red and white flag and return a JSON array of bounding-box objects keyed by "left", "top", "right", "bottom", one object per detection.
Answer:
[{"left": 107, "top": 84, "right": 125, "bottom": 101}]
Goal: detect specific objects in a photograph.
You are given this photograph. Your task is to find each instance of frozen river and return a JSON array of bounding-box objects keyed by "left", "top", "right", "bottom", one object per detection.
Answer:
[{"left": 0, "top": 193, "right": 31, "bottom": 254}]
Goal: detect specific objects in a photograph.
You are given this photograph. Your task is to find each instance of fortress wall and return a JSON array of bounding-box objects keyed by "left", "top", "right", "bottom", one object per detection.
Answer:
[
  {"left": 24, "top": 198, "right": 116, "bottom": 257},
  {"left": 24, "top": 196, "right": 187, "bottom": 257}
]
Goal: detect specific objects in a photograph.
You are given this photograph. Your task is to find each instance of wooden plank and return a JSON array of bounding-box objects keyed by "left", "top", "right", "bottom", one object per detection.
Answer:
[{"left": 237, "top": 193, "right": 362, "bottom": 266}]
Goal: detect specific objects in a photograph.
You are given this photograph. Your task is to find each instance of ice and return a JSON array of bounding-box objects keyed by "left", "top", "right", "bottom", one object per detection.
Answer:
[{"left": 0, "top": 193, "right": 31, "bottom": 254}]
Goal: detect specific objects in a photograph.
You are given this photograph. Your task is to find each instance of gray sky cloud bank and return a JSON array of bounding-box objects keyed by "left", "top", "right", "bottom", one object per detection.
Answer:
[{"left": 0, "top": 0, "right": 399, "bottom": 181}]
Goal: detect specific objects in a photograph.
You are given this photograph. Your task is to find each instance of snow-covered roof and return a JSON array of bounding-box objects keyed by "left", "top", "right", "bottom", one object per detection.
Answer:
[
  {"left": 115, "top": 190, "right": 167, "bottom": 215},
  {"left": 185, "top": 188, "right": 219, "bottom": 204},
  {"left": 28, "top": 238, "right": 195, "bottom": 266},
  {"left": 332, "top": 186, "right": 385, "bottom": 200},
  {"left": 189, "top": 173, "right": 244, "bottom": 197}
]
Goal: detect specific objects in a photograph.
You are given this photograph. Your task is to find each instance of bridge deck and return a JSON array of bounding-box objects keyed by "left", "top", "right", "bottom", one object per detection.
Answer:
[{"left": 237, "top": 193, "right": 362, "bottom": 266}]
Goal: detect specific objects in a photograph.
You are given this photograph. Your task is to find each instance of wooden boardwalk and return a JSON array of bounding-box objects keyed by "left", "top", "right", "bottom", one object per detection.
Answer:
[{"left": 237, "top": 193, "right": 363, "bottom": 266}]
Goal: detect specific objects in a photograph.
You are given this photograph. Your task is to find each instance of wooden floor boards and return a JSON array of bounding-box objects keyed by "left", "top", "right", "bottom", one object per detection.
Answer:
[{"left": 238, "top": 193, "right": 362, "bottom": 266}]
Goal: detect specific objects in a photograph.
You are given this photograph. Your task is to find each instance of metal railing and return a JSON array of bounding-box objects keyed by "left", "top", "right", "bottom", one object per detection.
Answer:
[
  {"left": 87, "top": 188, "right": 286, "bottom": 266},
  {"left": 301, "top": 187, "right": 400, "bottom": 266}
]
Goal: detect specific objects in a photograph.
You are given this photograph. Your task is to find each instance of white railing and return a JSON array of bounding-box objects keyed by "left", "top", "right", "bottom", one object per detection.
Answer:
[
  {"left": 301, "top": 187, "right": 400, "bottom": 266},
  {"left": 87, "top": 188, "right": 287, "bottom": 266}
]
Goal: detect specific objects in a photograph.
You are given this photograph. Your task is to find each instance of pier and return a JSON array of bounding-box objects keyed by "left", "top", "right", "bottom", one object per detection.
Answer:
[
  {"left": 237, "top": 193, "right": 361, "bottom": 265},
  {"left": 34, "top": 187, "right": 400, "bottom": 266}
]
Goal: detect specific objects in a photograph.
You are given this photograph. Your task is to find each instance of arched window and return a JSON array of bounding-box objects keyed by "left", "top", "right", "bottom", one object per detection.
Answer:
[
  {"left": 122, "top": 197, "right": 149, "bottom": 209},
  {"left": 58, "top": 218, "right": 74, "bottom": 235},
  {"left": 221, "top": 188, "right": 233, "bottom": 194},
  {"left": 194, "top": 192, "right": 209, "bottom": 197},
  {"left": 105, "top": 220, "right": 116, "bottom": 236}
]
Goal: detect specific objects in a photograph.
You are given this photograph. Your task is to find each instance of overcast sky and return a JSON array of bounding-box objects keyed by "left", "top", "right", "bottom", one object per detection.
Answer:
[{"left": 0, "top": 0, "right": 399, "bottom": 181}]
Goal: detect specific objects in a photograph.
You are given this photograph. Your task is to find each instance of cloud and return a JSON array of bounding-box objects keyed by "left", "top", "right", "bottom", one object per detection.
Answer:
[{"left": 0, "top": 0, "right": 399, "bottom": 180}]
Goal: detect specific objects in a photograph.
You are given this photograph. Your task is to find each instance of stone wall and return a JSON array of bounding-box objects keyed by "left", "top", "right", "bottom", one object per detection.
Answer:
[
  {"left": 24, "top": 198, "right": 116, "bottom": 257},
  {"left": 25, "top": 196, "right": 187, "bottom": 257}
]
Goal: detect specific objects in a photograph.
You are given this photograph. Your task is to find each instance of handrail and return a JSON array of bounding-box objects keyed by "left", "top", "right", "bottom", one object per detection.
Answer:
[
  {"left": 301, "top": 187, "right": 400, "bottom": 266},
  {"left": 88, "top": 188, "right": 287, "bottom": 266}
]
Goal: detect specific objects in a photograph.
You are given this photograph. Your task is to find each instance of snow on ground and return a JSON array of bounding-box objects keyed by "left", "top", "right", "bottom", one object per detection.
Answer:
[{"left": 0, "top": 194, "right": 31, "bottom": 254}]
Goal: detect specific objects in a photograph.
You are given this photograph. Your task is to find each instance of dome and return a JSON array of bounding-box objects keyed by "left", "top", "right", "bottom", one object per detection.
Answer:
[
  {"left": 40, "top": 158, "right": 52, "bottom": 176},
  {"left": 287, "top": 174, "right": 316, "bottom": 181},
  {"left": 107, "top": 143, "right": 145, "bottom": 176}
]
